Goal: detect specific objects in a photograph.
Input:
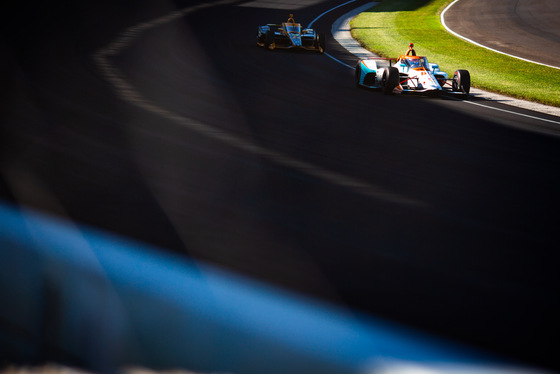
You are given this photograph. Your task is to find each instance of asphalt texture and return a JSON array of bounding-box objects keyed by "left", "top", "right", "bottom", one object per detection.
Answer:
[
  {"left": 2, "top": 0, "right": 560, "bottom": 371},
  {"left": 443, "top": 0, "right": 560, "bottom": 67}
]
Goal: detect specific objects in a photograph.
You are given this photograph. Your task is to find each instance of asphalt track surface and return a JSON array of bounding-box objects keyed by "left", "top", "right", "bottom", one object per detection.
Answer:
[
  {"left": 443, "top": 0, "right": 560, "bottom": 68},
  {"left": 2, "top": 0, "right": 560, "bottom": 371}
]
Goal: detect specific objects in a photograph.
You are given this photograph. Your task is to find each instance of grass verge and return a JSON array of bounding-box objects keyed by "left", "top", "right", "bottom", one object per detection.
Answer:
[{"left": 350, "top": 0, "right": 560, "bottom": 107}]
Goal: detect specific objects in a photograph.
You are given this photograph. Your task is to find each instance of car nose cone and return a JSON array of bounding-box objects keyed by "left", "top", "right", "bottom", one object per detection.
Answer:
[{"left": 289, "top": 33, "right": 302, "bottom": 46}]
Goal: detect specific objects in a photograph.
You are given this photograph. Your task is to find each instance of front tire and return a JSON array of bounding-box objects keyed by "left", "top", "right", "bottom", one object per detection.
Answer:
[
  {"left": 256, "top": 30, "right": 265, "bottom": 46},
  {"left": 382, "top": 67, "right": 399, "bottom": 95},
  {"left": 452, "top": 69, "right": 470, "bottom": 95},
  {"left": 264, "top": 29, "right": 275, "bottom": 50},
  {"left": 316, "top": 32, "right": 326, "bottom": 53}
]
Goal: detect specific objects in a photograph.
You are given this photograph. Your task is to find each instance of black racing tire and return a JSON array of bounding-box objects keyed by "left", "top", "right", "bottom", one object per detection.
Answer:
[
  {"left": 256, "top": 30, "right": 265, "bottom": 46},
  {"left": 355, "top": 62, "right": 362, "bottom": 87},
  {"left": 453, "top": 69, "right": 470, "bottom": 95},
  {"left": 264, "top": 29, "right": 275, "bottom": 50},
  {"left": 382, "top": 67, "right": 399, "bottom": 95},
  {"left": 317, "top": 32, "right": 326, "bottom": 53}
]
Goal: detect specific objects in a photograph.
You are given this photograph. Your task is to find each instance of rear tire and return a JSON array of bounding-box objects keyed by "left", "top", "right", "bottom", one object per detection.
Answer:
[
  {"left": 452, "top": 69, "right": 470, "bottom": 95},
  {"left": 382, "top": 67, "right": 399, "bottom": 95}
]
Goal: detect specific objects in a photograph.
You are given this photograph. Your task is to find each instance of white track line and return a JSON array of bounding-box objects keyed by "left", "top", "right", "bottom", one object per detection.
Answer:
[
  {"left": 93, "top": 1, "right": 423, "bottom": 206},
  {"left": 461, "top": 100, "right": 560, "bottom": 125},
  {"left": 441, "top": 0, "right": 560, "bottom": 70}
]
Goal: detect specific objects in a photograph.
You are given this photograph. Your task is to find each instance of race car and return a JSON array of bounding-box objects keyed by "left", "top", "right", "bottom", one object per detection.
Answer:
[
  {"left": 257, "top": 14, "right": 325, "bottom": 53},
  {"left": 355, "top": 54, "right": 470, "bottom": 96}
]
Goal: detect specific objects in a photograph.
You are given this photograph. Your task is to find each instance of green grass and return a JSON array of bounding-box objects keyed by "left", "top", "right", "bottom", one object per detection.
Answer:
[{"left": 350, "top": 0, "right": 560, "bottom": 107}]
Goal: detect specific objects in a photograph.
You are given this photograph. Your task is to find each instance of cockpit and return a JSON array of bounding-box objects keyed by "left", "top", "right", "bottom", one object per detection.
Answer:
[
  {"left": 403, "top": 56, "right": 428, "bottom": 69},
  {"left": 284, "top": 24, "right": 301, "bottom": 34}
]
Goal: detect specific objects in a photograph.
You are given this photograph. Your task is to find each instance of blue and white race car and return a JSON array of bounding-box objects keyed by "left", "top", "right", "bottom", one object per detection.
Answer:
[
  {"left": 355, "top": 54, "right": 470, "bottom": 96},
  {"left": 257, "top": 14, "right": 325, "bottom": 53}
]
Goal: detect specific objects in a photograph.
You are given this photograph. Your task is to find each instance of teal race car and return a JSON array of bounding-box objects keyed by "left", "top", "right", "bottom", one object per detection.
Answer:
[
  {"left": 257, "top": 14, "right": 325, "bottom": 53},
  {"left": 355, "top": 54, "right": 470, "bottom": 96}
]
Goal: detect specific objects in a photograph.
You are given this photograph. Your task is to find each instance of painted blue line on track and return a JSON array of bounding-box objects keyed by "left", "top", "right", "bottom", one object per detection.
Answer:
[{"left": 308, "top": 0, "right": 356, "bottom": 28}]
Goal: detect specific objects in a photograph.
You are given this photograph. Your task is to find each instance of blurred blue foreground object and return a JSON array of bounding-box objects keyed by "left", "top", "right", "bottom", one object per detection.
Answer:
[{"left": 0, "top": 202, "right": 547, "bottom": 374}]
